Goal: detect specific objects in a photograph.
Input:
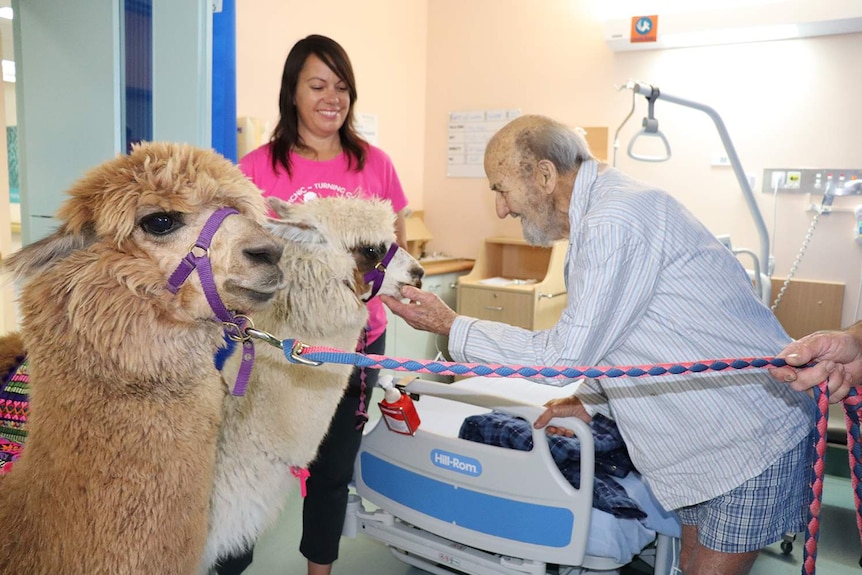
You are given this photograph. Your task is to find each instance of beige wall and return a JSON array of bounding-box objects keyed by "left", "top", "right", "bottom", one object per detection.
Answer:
[
  {"left": 238, "top": 0, "right": 862, "bottom": 328},
  {"left": 235, "top": 0, "right": 428, "bottom": 209},
  {"left": 423, "top": 0, "right": 617, "bottom": 260}
]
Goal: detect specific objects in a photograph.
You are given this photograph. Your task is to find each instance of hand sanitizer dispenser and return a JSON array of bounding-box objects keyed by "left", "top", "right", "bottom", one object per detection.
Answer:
[{"left": 378, "top": 375, "right": 421, "bottom": 435}]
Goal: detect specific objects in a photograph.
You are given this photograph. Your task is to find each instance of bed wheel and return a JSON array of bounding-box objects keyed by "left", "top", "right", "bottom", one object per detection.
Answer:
[{"left": 778, "top": 531, "right": 795, "bottom": 556}]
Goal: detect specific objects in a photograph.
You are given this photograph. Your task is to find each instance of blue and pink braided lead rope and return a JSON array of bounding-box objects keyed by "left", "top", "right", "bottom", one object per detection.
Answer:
[
  {"left": 283, "top": 340, "right": 861, "bottom": 575},
  {"left": 810, "top": 385, "right": 862, "bottom": 575}
]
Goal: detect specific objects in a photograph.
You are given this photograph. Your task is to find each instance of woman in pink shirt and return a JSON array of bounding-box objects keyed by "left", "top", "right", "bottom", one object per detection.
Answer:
[{"left": 218, "top": 34, "right": 408, "bottom": 575}]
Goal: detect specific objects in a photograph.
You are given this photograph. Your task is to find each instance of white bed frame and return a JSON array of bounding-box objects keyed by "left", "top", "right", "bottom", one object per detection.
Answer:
[{"left": 345, "top": 379, "right": 678, "bottom": 575}]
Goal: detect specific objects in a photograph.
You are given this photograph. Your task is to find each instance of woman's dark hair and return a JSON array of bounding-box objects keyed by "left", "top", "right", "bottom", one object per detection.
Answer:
[{"left": 270, "top": 34, "right": 365, "bottom": 177}]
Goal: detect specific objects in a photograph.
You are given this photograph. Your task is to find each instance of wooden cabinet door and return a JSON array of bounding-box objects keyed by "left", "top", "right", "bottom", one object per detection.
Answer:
[{"left": 458, "top": 287, "right": 534, "bottom": 329}]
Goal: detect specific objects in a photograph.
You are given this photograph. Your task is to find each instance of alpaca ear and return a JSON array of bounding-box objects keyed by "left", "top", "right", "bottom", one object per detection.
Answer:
[
  {"left": 266, "top": 196, "right": 294, "bottom": 219},
  {"left": 3, "top": 224, "right": 96, "bottom": 283},
  {"left": 266, "top": 209, "right": 328, "bottom": 246},
  {"left": 266, "top": 219, "right": 327, "bottom": 245},
  {"left": 264, "top": 197, "right": 327, "bottom": 245}
]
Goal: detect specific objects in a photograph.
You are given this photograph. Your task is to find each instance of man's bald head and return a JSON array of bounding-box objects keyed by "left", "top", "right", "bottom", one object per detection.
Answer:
[{"left": 484, "top": 114, "right": 592, "bottom": 180}]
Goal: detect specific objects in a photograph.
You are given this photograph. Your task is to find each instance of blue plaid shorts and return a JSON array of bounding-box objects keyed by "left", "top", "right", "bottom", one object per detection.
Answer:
[{"left": 675, "top": 434, "right": 812, "bottom": 553}]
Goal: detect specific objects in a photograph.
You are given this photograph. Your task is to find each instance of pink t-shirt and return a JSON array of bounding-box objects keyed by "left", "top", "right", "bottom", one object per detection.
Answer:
[{"left": 239, "top": 143, "right": 408, "bottom": 346}]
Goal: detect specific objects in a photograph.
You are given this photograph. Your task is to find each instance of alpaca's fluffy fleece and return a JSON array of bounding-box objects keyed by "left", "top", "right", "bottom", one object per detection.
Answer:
[
  {"left": 200, "top": 196, "right": 424, "bottom": 571},
  {"left": 0, "top": 142, "right": 285, "bottom": 575}
]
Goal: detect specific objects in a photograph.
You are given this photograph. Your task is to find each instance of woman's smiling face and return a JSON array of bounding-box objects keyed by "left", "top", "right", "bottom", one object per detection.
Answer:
[{"left": 294, "top": 53, "right": 350, "bottom": 142}]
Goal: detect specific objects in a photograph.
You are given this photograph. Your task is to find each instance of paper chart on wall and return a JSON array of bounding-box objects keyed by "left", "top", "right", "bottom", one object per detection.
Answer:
[
  {"left": 355, "top": 112, "right": 379, "bottom": 146},
  {"left": 447, "top": 109, "right": 520, "bottom": 178}
]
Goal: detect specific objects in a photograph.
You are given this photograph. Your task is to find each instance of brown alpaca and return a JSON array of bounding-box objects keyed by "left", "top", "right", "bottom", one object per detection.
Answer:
[{"left": 0, "top": 143, "right": 285, "bottom": 575}]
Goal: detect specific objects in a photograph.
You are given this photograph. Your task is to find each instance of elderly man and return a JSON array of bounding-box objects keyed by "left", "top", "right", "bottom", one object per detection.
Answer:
[{"left": 382, "top": 115, "right": 815, "bottom": 575}]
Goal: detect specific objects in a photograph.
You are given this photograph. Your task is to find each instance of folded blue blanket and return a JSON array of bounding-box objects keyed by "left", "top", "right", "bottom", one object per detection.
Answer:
[{"left": 458, "top": 412, "right": 645, "bottom": 520}]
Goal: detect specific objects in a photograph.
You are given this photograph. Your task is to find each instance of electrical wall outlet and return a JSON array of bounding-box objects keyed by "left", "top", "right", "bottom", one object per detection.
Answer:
[
  {"left": 786, "top": 171, "right": 802, "bottom": 189},
  {"left": 769, "top": 170, "right": 786, "bottom": 190}
]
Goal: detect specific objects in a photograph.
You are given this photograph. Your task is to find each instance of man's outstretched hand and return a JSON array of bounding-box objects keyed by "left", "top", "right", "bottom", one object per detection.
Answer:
[{"left": 380, "top": 285, "right": 458, "bottom": 336}]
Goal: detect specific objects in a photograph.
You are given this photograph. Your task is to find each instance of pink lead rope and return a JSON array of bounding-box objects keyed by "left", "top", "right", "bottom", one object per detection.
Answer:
[
  {"left": 805, "top": 381, "right": 830, "bottom": 575},
  {"left": 806, "top": 384, "right": 862, "bottom": 575}
]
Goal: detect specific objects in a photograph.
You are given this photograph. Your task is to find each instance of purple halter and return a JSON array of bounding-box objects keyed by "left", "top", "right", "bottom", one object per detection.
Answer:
[
  {"left": 362, "top": 243, "right": 399, "bottom": 302},
  {"left": 166, "top": 207, "right": 255, "bottom": 395}
]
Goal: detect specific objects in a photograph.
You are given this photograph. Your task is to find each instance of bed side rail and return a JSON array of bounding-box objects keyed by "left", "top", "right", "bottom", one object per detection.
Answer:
[{"left": 355, "top": 379, "right": 595, "bottom": 565}]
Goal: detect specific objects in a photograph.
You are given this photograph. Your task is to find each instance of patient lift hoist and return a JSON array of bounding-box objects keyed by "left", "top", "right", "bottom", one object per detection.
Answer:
[{"left": 614, "top": 80, "right": 771, "bottom": 307}]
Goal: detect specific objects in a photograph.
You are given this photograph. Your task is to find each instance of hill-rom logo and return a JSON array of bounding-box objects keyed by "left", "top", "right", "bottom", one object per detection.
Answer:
[{"left": 430, "top": 449, "right": 482, "bottom": 477}]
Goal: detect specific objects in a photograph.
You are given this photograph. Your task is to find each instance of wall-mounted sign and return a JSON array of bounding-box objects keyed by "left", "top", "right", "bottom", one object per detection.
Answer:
[{"left": 631, "top": 15, "right": 658, "bottom": 43}]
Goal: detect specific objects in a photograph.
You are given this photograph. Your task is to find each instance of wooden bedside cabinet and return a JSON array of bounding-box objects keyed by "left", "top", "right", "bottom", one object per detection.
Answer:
[{"left": 457, "top": 236, "right": 568, "bottom": 330}]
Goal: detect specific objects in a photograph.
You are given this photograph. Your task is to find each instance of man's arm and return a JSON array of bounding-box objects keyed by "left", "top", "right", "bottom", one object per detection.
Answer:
[{"left": 768, "top": 321, "right": 862, "bottom": 402}]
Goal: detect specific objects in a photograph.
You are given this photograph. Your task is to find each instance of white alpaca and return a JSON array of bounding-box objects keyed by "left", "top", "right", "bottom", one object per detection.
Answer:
[
  {"left": 201, "top": 196, "right": 424, "bottom": 572},
  {"left": 0, "top": 143, "right": 285, "bottom": 575}
]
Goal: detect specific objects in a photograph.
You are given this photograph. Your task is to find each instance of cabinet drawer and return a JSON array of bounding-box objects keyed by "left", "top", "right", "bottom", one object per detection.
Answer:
[{"left": 458, "top": 287, "right": 533, "bottom": 329}]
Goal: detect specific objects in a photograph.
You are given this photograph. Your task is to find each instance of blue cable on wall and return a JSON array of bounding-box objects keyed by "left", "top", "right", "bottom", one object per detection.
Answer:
[{"left": 212, "top": 0, "right": 237, "bottom": 163}]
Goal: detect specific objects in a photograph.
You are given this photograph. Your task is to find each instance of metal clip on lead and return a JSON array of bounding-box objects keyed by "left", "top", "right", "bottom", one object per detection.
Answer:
[
  {"left": 244, "top": 327, "right": 284, "bottom": 350},
  {"left": 288, "top": 340, "right": 324, "bottom": 367}
]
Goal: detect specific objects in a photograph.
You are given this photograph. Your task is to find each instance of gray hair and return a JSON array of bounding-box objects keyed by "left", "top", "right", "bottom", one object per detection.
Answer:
[{"left": 514, "top": 116, "right": 593, "bottom": 178}]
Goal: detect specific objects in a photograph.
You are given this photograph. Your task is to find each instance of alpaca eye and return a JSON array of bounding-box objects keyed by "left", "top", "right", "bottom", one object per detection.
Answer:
[
  {"left": 361, "top": 244, "right": 386, "bottom": 261},
  {"left": 140, "top": 212, "right": 182, "bottom": 236}
]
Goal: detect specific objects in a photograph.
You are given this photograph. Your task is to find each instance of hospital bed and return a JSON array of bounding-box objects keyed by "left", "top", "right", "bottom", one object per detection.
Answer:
[{"left": 344, "top": 376, "right": 681, "bottom": 575}]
